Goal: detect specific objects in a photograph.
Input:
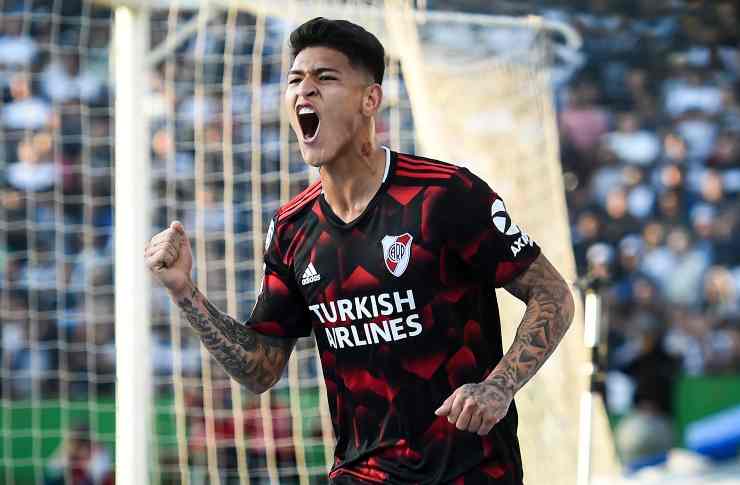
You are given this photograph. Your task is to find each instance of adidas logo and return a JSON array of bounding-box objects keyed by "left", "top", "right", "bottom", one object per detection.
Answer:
[{"left": 301, "top": 263, "right": 321, "bottom": 286}]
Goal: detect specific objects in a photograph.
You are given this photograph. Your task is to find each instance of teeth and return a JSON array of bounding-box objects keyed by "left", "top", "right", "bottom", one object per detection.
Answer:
[{"left": 298, "top": 106, "right": 315, "bottom": 115}]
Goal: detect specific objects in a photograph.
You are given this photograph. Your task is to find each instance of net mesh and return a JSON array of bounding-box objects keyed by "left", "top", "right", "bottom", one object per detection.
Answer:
[
  {"left": 0, "top": 2, "right": 116, "bottom": 484},
  {"left": 0, "top": 0, "right": 617, "bottom": 483}
]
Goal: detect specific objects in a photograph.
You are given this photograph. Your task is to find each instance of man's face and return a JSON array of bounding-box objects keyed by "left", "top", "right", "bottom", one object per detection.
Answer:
[{"left": 285, "top": 47, "right": 373, "bottom": 167}]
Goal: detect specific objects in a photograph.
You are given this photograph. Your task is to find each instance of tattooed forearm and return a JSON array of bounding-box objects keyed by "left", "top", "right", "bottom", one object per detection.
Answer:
[
  {"left": 489, "top": 254, "right": 575, "bottom": 394},
  {"left": 174, "top": 281, "right": 295, "bottom": 394}
]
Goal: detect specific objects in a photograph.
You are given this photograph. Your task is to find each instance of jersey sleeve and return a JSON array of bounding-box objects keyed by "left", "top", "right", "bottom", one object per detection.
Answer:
[
  {"left": 438, "top": 168, "right": 541, "bottom": 287},
  {"left": 247, "top": 217, "right": 312, "bottom": 338}
]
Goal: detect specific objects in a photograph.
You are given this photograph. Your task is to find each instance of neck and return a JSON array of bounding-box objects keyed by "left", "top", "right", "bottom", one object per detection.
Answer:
[{"left": 319, "top": 139, "right": 387, "bottom": 224}]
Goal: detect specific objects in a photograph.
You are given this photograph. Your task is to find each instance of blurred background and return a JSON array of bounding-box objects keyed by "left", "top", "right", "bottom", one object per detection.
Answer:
[{"left": 0, "top": 0, "right": 739, "bottom": 483}]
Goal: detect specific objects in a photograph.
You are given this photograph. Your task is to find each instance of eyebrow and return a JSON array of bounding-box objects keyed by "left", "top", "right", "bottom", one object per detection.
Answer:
[{"left": 288, "top": 67, "right": 341, "bottom": 77}]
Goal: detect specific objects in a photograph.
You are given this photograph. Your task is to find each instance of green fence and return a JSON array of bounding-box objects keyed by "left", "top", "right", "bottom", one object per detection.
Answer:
[{"left": 0, "top": 387, "right": 325, "bottom": 483}]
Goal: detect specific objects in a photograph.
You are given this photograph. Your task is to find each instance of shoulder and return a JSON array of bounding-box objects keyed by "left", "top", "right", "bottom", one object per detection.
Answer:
[
  {"left": 265, "top": 180, "right": 322, "bottom": 264},
  {"left": 393, "top": 152, "right": 487, "bottom": 202},
  {"left": 393, "top": 152, "right": 480, "bottom": 191},
  {"left": 275, "top": 179, "right": 322, "bottom": 225}
]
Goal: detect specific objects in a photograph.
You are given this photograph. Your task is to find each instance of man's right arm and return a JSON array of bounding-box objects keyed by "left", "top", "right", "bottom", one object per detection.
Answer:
[
  {"left": 145, "top": 221, "right": 295, "bottom": 394},
  {"left": 171, "top": 281, "right": 295, "bottom": 394}
]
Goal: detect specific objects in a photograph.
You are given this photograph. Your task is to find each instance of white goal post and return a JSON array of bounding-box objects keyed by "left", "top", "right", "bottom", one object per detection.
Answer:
[{"left": 112, "top": 4, "right": 151, "bottom": 485}]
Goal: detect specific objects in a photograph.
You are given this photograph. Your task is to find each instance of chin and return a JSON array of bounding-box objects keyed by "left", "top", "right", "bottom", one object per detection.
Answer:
[{"left": 300, "top": 145, "right": 334, "bottom": 168}]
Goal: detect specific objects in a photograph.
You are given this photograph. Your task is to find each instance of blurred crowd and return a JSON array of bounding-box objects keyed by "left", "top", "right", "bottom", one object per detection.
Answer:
[
  {"left": 0, "top": 0, "right": 739, "bottom": 476},
  {"left": 552, "top": 0, "right": 740, "bottom": 426},
  {"left": 0, "top": 2, "right": 115, "bottom": 401},
  {"left": 538, "top": 0, "right": 738, "bottom": 464}
]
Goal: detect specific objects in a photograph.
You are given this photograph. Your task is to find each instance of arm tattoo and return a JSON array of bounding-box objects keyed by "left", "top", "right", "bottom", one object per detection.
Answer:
[
  {"left": 489, "top": 254, "right": 575, "bottom": 394},
  {"left": 175, "top": 281, "right": 295, "bottom": 394}
]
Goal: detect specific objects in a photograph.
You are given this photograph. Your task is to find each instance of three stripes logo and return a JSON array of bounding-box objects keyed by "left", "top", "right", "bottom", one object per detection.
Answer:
[{"left": 301, "top": 262, "right": 321, "bottom": 286}]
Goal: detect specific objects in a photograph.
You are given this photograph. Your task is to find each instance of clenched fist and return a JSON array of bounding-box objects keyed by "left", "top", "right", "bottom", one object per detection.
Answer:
[
  {"left": 145, "top": 221, "right": 193, "bottom": 296},
  {"left": 434, "top": 379, "right": 514, "bottom": 436}
]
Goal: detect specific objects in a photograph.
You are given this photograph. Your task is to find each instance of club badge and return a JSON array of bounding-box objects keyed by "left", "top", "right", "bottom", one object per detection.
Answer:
[{"left": 381, "top": 233, "right": 413, "bottom": 277}]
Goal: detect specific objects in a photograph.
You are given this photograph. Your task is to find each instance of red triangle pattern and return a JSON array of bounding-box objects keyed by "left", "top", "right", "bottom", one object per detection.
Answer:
[
  {"left": 388, "top": 185, "right": 423, "bottom": 206},
  {"left": 342, "top": 265, "right": 381, "bottom": 293},
  {"left": 401, "top": 350, "right": 447, "bottom": 380},
  {"left": 446, "top": 346, "right": 477, "bottom": 389},
  {"left": 343, "top": 369, "right": 399, "bottom": 401}
]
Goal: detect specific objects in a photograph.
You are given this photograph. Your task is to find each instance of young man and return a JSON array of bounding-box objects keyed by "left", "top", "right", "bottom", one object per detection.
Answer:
[{"left": 145, "top": 17, "right": 574, "bottom": 484}]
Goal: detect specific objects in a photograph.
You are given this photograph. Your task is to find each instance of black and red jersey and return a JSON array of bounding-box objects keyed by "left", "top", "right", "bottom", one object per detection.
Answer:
[{"left": 249, "top": 149, "right": 540, "bottom": 484}]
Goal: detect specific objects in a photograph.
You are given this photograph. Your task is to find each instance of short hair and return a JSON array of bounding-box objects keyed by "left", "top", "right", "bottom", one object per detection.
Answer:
[{"left": 289, "top": 17, "right": 385, "bottom": 84}]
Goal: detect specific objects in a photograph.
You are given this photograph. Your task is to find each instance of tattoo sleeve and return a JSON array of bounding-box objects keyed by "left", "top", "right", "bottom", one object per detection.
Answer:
[
  {"left": 174, "top": 281, "right": 295, "bottom": 394},
  {"left": 489, "top": 253, "right": 575, "bottom": 394}
]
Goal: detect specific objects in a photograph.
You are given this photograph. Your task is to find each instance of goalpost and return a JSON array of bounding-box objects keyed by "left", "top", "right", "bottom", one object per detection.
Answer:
[{"left": 0, "top": 1, "right": 616, "bottom": 483}]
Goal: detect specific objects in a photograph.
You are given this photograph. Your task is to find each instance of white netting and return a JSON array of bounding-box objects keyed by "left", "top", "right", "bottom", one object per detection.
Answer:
[{"left": 0, "top": 2, "right": 115, "bottom": 483}]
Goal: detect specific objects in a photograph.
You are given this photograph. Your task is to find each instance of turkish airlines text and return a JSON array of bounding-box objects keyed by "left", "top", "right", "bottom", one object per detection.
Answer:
[{"left": 308, "top": 290, "right": 422, "bottom": 349}]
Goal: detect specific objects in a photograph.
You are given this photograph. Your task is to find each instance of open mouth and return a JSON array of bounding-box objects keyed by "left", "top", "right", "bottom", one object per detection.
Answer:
[{"left": 297, "top": 105, "right": 320, "bottom": 142}]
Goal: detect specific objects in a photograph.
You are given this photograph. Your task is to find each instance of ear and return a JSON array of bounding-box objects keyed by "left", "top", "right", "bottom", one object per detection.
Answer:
[{"left": 362, "top": 83, "right": 383, "bottom": 117}]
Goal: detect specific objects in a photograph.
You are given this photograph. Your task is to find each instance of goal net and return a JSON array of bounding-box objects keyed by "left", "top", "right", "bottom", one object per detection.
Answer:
[{"left": 0, "top": 0, "right": 617, "bottom": 483}]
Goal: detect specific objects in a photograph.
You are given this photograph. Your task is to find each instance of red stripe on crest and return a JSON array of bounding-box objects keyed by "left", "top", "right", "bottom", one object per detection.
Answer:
[
  {"left": 279, "top": 181, "right": 321, "bottom": 210},
  {"left": 397, "top": 153, "right": 456, "bottom": 170},
  {"left": 397, "top": 160, "right": 457, "bottom": 174},
  {"left": 277, "top": 183, "right": 322, "bottom": 222},
  {"left": 396, "top": 169, "right": 452, "bottom": 179}
]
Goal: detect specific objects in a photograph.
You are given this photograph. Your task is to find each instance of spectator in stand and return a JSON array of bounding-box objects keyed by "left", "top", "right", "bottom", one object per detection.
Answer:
[
  {"left": 2, "top": 71, "right": 51, "bottom": 131},
  {"left": 612, "top": 235, "right": 652, "bottom": 306},
  {"left": 653, "top": 189, "right": 686, "bottom": 227},
  {"left": 690, "top": 203, "right": 716, "bottom": 260},
  {"left": 695, "top": 168, "right": 729, "bottom": 212},
  {"left": 603, "top": 112, "right": 661, "bottom": 167},
  {"left": 559, "top": 78, "right": 610, "bottom": 179},
  {"left": 590, "top": 143, "right": 625, "bottom": 207},
  {"left": 706, "top": 130, "right": 740, "bottom": 195},
  {"left": 623, "top": 165, "right": 655, "bottom": 220},
  {"left": 44, "top": 424, "right": 114, "bottom": 485},
  {"left": 620, "top": 68, "right": 659, "bottom": 125},
  {"left": 6, "top": 133, "right": 56, "bottom": 192},
  {"left": 719, "top": 86, "right": 740, "bottom": 131},
  {"left": 712, "top": 206, "right": 740, "bottom": 267},
  {"left": 703, "top": 266, "right": 739, "bottom": 318},
  {"left": 658, "top": 227, "right": 710, "bottom": 307},
  {"left": 659, "top": 131, "right": 691, "bottom": 167},
  {"left": 664, "top": 68, "right": 723, "bottom": 119},
  {"left": 675, "top": 107, "right": 720, "bottom": 163},
  {"left": 601, "top": 186, "right": 640, "bottom": 243},
  {"left": 572, "top": 210, "right": 603, "bottom": 274},
  {"left": 40, "top": 48, "right": 105, "bottom": 104},
  {"left": 0, "top": 11, "right": 38, "bottom": 73}
]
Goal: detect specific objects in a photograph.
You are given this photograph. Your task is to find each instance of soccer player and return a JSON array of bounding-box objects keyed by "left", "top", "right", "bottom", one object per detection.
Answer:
[{"left": 145, "top": 17, "right": 574, "bottom": 484}]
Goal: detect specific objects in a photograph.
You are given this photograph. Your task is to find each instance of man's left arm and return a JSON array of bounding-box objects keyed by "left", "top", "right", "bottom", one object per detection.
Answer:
[{"left": 435, "top": 253, "right": 575, "bottom": 435}]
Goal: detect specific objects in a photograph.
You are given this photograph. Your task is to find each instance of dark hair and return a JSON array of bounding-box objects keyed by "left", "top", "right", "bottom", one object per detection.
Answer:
[{"left": 290, "top": 17, "right": 385, "bottom": 84}]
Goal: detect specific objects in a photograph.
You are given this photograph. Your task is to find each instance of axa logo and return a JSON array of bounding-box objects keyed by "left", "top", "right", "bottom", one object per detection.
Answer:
[
  {"left": 381, "top": 233, "right": 413, "bottom": 277},
  {"left": 301, "top": 262, "right": 321, "bottom": 286},
  {"left": 491, "top": 198, "right": 520, "bottom": 236},
  {"left": 511, "top": 233, "right": 534, "bottom": 256}
]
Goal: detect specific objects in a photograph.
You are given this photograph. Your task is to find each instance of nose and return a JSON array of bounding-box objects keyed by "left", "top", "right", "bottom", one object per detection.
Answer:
[{"left": 296, "top": 77, "right": 318, "bottom": 98}]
